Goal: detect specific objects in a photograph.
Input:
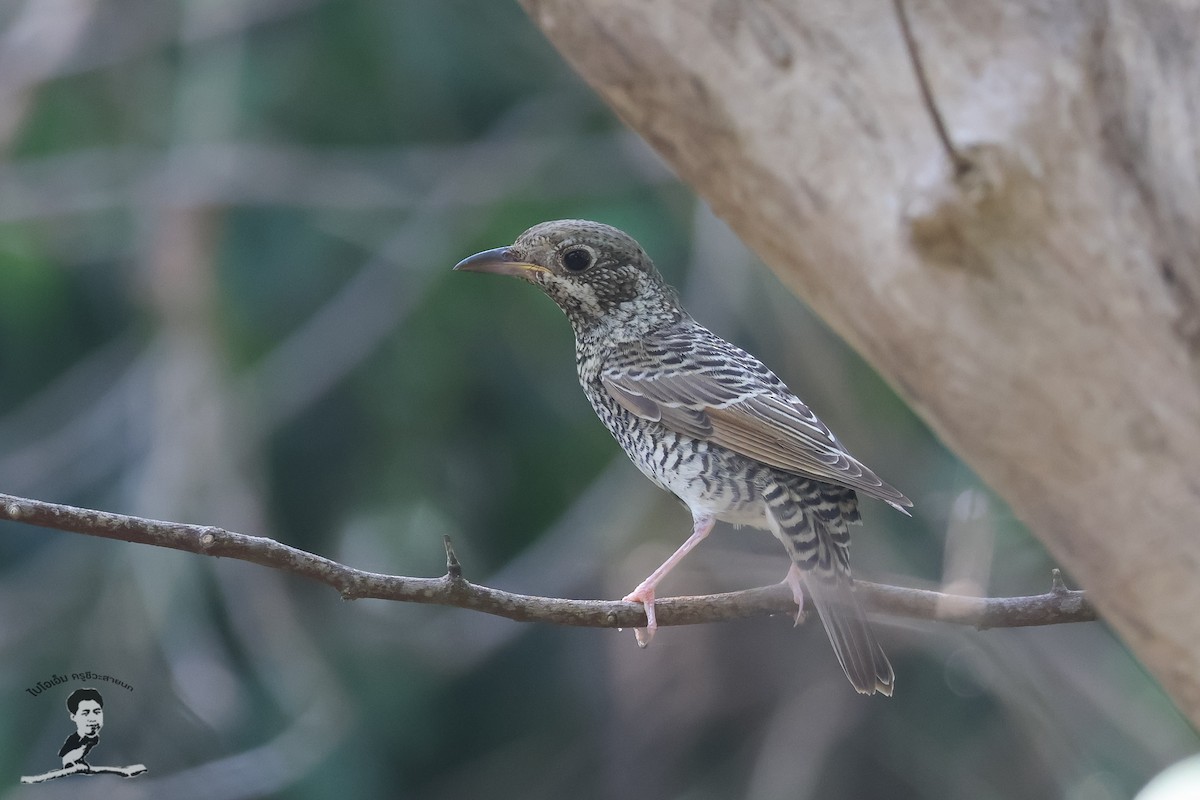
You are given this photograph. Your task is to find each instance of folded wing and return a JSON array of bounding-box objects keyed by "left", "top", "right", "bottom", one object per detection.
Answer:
[{"left": 601, "top": 331, "right": 912, "bottom": 514}]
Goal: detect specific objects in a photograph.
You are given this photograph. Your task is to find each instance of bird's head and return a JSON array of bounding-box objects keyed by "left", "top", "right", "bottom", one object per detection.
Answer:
[{"left": 454, "top": 220, "right": 685, "bottom": 339}]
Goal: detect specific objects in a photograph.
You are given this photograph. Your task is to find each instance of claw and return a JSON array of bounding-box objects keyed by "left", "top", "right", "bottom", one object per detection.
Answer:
[
  {"left": 785, "top": 563, "right": 807, "bottom": 626},
  {"left": 623, "top": 586, "right": 657, "bottom": 646}
]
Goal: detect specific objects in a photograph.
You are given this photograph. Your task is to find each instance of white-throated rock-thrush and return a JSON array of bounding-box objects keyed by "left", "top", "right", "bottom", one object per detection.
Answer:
[{"left": 455, "top": 220, "right": 910, "bottom": 696}]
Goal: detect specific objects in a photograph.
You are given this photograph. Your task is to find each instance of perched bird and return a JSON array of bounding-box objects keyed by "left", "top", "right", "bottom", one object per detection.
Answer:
[{"left": 455, "top": 220, "right": 910, "bottom": 696}]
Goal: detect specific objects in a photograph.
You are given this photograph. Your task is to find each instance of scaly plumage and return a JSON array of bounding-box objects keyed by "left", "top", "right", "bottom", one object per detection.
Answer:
[{"left": 455, "top": 219, "right": 910, "bottom": 696}]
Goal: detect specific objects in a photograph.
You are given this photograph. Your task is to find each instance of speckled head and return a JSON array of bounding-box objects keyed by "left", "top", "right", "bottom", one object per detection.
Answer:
[{"left": 454, "top": 219, "right": 684, "bottom": 337}]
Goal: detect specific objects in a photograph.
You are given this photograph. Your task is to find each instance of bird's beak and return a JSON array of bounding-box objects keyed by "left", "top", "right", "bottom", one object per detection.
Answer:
[{"left": 453, "top": 247, "right": 549, "bottom": 278}]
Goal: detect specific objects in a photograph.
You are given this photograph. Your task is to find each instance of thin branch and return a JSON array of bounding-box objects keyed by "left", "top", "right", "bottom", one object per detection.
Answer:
[
  {"left": 0, "top": 132, "right": 659, "bottom": 222},
  {"left": 0, "top": 492, "right": 1096, "bottom": 630},
  {"left": 892, "top": 0, "right": 973, "bottom": 178}
]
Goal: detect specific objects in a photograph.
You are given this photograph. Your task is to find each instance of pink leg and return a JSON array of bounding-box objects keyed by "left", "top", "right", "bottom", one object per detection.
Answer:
[
  {"left": 784, "top": 563, "right": 807, "bottom": 626},
  {"left": 623, "top": 513, "right": 715, "bottom": 647}
]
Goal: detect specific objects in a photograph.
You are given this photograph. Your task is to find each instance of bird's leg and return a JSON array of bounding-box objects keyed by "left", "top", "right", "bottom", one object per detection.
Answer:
[
  {"left": 784, "top": 562, "right": 807, "bottom": 626},
  {"left": 623, "top": 513, "right": 715, "bottom": 647}
]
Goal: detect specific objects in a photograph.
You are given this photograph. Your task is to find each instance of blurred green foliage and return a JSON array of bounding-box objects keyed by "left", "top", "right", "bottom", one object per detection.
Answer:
[{"left": 0, "top": 1, "right": 1195, "bottom": 798}]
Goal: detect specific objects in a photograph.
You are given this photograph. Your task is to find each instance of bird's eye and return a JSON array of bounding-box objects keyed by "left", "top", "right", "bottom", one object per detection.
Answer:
[{"left": 561, "top": 247, "right": 594, "bottom": 273}]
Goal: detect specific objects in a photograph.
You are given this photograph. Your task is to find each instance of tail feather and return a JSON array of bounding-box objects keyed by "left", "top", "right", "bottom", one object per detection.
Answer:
[
  {"left": 804, "top": 573, "right": 894, "bottom": 696},
  {"left": 765, "top": 477, "right": 894, "bottom": 696}
]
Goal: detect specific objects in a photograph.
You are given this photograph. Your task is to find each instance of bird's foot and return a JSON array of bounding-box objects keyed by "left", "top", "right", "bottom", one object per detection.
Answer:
[
  {"left": 784, "top": 563, "right": 806, "bottom": 626},
  {"left": 622, "top": 585, "right": 658, "bottom": 647}
]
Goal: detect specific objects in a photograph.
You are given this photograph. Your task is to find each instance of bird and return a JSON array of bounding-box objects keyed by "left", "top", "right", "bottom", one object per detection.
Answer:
[{"left": 454, "top": 219, "right": 910, "bottom": 696}]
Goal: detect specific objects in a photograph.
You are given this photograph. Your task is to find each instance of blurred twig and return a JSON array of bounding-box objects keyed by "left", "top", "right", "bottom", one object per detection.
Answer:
[
  {"left": 0, "top": 0, "right": 99, "bottom": 150},
  {"left": 0, "top": 133, "right": 660, "bottom": 222},
  {"left": 0, "top": 492, "right": 1096, "bottom": 629}
]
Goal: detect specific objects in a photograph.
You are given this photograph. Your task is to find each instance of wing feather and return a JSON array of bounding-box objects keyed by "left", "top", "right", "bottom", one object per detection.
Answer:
[{"left": 601, "top": 332, "right": 912, "bottom": 513}]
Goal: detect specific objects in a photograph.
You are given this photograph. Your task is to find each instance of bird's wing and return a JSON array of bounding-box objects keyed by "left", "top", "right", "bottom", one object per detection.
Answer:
[{"left": 601, "top": 331, "right": 912, "bottom": 514}]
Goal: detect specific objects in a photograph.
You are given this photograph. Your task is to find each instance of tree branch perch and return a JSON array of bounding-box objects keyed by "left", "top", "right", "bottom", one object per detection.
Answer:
[{"left": 0, "top": 492, "right": 1094, "bottom": 630}]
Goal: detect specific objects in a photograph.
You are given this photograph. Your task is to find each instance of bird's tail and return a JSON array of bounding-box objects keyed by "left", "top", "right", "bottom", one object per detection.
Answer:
[
  {"left": 803, "top": 570, "right": 894, "bottom": 696},
  {"left": 764, "top": 479, "right": 894, "bottom": 696}
]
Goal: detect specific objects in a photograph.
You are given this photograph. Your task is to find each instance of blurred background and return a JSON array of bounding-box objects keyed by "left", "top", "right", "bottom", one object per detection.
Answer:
[{"left": 0, "top": 0, "right": 1196, "bottom": 797}]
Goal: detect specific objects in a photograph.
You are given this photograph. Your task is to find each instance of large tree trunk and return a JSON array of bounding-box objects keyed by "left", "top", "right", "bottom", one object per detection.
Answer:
[{"left": 519, "top": 0, "right": 1200, "bottom": 726}]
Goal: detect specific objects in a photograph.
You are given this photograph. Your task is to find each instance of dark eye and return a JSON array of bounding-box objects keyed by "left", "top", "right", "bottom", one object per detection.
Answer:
[{"left": 561, "top": 247, "right": 594, "bottom": 273}]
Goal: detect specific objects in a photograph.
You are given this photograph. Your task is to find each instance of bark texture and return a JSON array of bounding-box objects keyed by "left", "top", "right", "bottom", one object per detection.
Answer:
[{"left": 519, "top": 0, "right": 1200, "bottom": 725}]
